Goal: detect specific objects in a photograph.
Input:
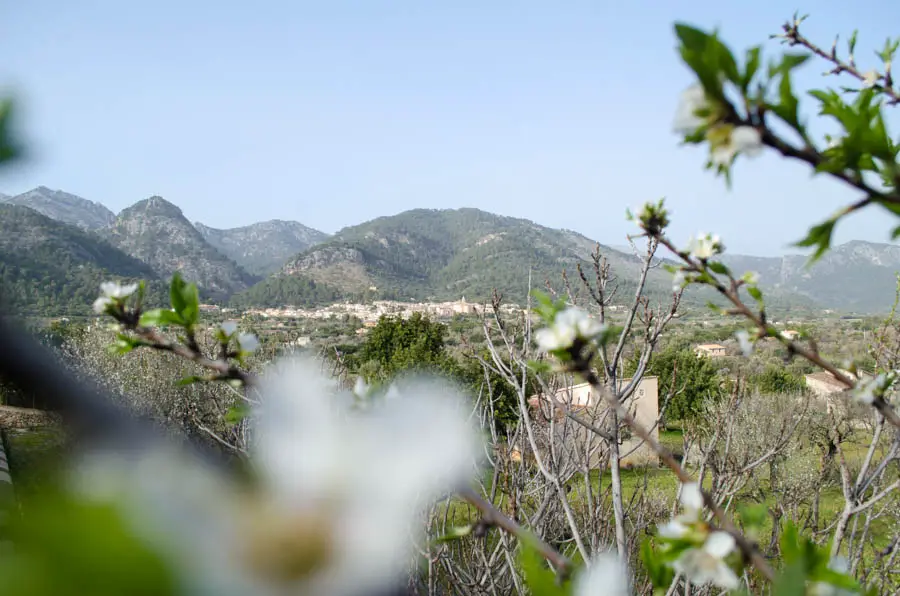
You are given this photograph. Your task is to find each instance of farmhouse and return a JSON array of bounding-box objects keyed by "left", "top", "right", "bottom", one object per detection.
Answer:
[
  {"left": 525, "top": 376, "right": 660, "bottom": 467},
  {"left": 694, "top": 343, "right": 727, "bottom": 358}
]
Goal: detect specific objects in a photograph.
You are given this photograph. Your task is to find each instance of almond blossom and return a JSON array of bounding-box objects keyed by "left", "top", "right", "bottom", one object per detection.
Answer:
[
  {"left": 237, "top": 332, "right": 259, "bottom": 354},
  {"left": 862, "top": 70, "right": 879, "bottom": 88},
  {"left": 574, "top": 552, "right": 631, "bottom": 596},
  {"left": 673, "top": 85, "right": 712, "bottom": 134},
  {"left": 92, "top": 281, "right": 139, "bottom": 314},
  {"left": 709, "top": 125, "right": 763, "bottom": 166},
  {"left": 686, "top": 233, "right": 723, "bottom": 261},
  {"left": 735, "top": 330, "right": 754, "bottom": 357},
  {"left": 672, "top": 531, "right": 740, "bottom": 590},
  {"left": 219, "top": 320, "right": 238, "bottom": 336},
  {"left": 70, "top": 357, "right": 483, "bottom": 596},
  {"left": 535, "top": 307, "right": 607, "bottom": 352},
  {"left": 658, "top": 482, "right": 704, "bottom": 539}
]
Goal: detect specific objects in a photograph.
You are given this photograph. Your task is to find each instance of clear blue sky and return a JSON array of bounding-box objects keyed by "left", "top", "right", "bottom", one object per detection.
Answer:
[{"left": 1, "top": 0, "right": 898, "bottom": 256}]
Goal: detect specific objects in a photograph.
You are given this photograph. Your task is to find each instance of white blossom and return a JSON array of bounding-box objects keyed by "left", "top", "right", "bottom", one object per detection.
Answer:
[
  {"left": 220, "top": 321, "right": 239, "bottom": 336},
  {"left": 742, "top": 271, "right": 759, "bottom": 285},
  {"left": 658, "top": 482, "right": 704, "bottom": 539},
  {"left": 254, "top": 358, "right": 482, "bottom": 595},
  {"left": 710, "top": 125, "right": 763, "bottom": 166},
  {"left": 672, "top": 269, "right": 688, "bottom": 293},
  {"left": 575, "top": 552, "right": 631, "bottom": 596},
  {"left": 535, "top": 307, "right": 607, "bottom": 352},
  {"left": 93, "top": 281, "right": 139, "bottom": 314},
  {"left": 735, "top": 330, "right": 754, "bottom": 356},
  {"left": 862, "top": 70, "right": 879, "bottom": 88},
  {"left": 70, "top": 357, "right": 483, "bottom": 596},
  {"left": 100, "top": 281, "right": 139, "bottom": 300},
  {"left": 237, "top": 333, "right": 259, "bottom": 354},
  {"left": 353, "top": 376, "right": 369, "bottom": 398},
  {"left": 853, "top": 373, "right": 891, "bottom": 405},
  {"left": 92, "top": 296, "right": 113, "bottom": 314},
  {"left": 673, "top": 85, "right": 711, "bottom": 134},
  {"left": 673, "top": 531, "right": 739, "bottom": 590},
  {"left": 687, "top": 233, "right": 723, "bottom": 261}
]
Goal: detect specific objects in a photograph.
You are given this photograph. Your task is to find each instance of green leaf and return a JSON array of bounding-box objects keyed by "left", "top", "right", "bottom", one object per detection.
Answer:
[
  {"left": 747, "top": 286, "right": 764, "bottom": 304},
  {"left": 794, "top": 218, "right": 837, "bottom": 263},
  {"left": 0, "top": 492, "right": 177, "bottom": 596},
  {"left": 138, "top": 308, "right": 184, "bottom": 328},
  {"left": 0, "top": 99, "right": 21, "bottom": 166},
  {"left": 742, "top": 46, "right": 762, "bottom": 91},
  {"left": 177, "top": 376, "right": 207, "bottom": 386},
  {"left": 109, "top": 333, "right": 145, "bottom": 355},
  {"left": 773, "top": 561, "right": 807, "bottom": 596},
  {"left": 168, "top": 272, "right": 200, "bottom": 327},
  {"left": 641, "top": 539, "right": 675, "bottom": 590},
  {"left": 674, "top": 23, "right": 712, "bottom": 53},
  {"left": 225, "top": 402, "right": 251, "bottom": 425},
  {"left": 432, "top": 525, "right": 474, "bottom": 543},
  {"left": 519, "top": 540, "right": 568, "bottom": 596},
  {"left": 707, "top": 261, "right": 730, "bottom": 275},
  {"left": 169, "top": 273, "right": 188, "bottom": 316}
]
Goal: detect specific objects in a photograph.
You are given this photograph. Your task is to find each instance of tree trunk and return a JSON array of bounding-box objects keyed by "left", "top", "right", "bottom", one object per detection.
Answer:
[{"left": 609, "top": 409, "right": 628, "bottom": 560}]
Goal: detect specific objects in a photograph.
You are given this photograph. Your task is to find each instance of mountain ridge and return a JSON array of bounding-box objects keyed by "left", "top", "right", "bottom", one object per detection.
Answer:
[
  {"left": 2, "top": 186, "right": 116, "bottom": 230},
  {"left": 194, "top": 219, "right": 329, "bottom": 274},
  {"left": 3, "top": 186, "right": 900, "bottom": 313},
  {"left": 102, "top": 196, "right": 257, "bottom": 301}
]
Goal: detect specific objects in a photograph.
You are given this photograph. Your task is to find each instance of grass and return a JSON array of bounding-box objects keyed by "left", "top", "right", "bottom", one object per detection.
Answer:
[{"left": 3, "top": 426, "right": 67, "bottom": 501}]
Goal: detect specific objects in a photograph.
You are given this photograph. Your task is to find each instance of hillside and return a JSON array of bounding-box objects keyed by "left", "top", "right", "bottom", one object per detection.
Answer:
[
  {"left": 722, "top": 240, "right": 900, "bottom": 313},
  {"left": 104, "top": 196, "right": 257, "bottom": 301},
  {"left": 0, "top": 204, "right": 165, "bottom": 315},
  {"left": 194, "top": 219, "right": 329, "bottom": 274},
  {"left": 2, "top": 186, "right": 115, "bottom": 230},
  {"left": 249, "top": 208, "right": 671, "bottom": 306}
]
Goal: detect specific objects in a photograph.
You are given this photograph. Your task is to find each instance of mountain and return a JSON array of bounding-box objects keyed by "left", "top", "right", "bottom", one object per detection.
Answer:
[
  {"left": 194, "top": 220, "right": 329, "bottom": 274},
  {"left": 0, "top": 204, "right": 165, "bottom": 315},
  {"left": 722, "top": 240, "right": 900, "bottom": 313},
  {"left": 2, "top": 186, "right": 115, "bottom": 230},
  {"left": 238, "top": 208, "right": 671, "bottom": 307},
  {"left": 104, "top": 196, "right": 257, "bottom": 301}
]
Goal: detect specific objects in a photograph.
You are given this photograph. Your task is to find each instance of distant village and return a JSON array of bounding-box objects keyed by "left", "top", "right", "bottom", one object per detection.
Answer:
[{"left": 201, "top": 297, "right": 526, "bottom": 325}]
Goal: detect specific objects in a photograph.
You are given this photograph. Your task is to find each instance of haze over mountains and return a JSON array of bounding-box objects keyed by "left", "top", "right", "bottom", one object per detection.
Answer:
[{"left": 1, "top": 186, "right": 899, "bottom": 315}]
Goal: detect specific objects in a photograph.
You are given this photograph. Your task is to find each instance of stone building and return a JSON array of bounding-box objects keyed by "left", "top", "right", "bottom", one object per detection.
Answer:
[{"left": 524, "top": 376, "right": 660, "bottom": 467}]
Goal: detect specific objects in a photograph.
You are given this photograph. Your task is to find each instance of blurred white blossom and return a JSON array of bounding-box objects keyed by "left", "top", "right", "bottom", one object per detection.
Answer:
[
  {"left": 237, "top": 333, "right": 259, "bottom": 353},
  {"left": 710, "top": 125, "right": 763, "bottom": 166},
  {"left": 93, "top": 281, "right": 139, "bottom": 314},
  {"left": 352, "top": 376, "right": 369, "bottom": 398},
  {"left": 658, "top": 482, "right": 703, "bottom": 539},
  {"left": 687, "top": 233, "right": 723, "bottom": 261},
  {"left": 673, "top": 85, "right": 711, "bottom": 134},
  {"left": 70, "top": 356, "right": 483, "bottom": 596},
  {"left": 535, "top": 307, "right": 607, "bottom": 352},
  {"left": 742, "top": 271, "right": 759, "bottom": 285},
  {"left": 672, "top": 532, "right": 739, "bottom": 590},
  {"left": 735, "top": 330, "right": 754, "bottom": 356},
  {"left": 862, "top": 70, "right": 879, "bottom": 88},
  {"left": 220, "top": 321, "right": 238, "bottom": 336},
  {"left": 575, "top": 552, "right": 631, "bottom": 596},
  {"left": 853, "top": 372, "right": 892, "bottom": 405},
  {"left": 672, "top": 269, "right": 688, "bottom": 293}
]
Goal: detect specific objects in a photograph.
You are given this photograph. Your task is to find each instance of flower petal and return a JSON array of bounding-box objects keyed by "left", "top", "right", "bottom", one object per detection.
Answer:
[
  {"left": 679, "top": 482, "right": 704, "bottom": 512},
  {"left": 575, "top": 552, "right": 630, "bottom": 596},
  {"left": 703, "top": 531, "right": 736, "bottom": 558}
]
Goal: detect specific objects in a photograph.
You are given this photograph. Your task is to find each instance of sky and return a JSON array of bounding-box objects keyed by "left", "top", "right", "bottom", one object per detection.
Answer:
[{"left": 1, "top": 0, "right": 898, "bottom": 256}]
